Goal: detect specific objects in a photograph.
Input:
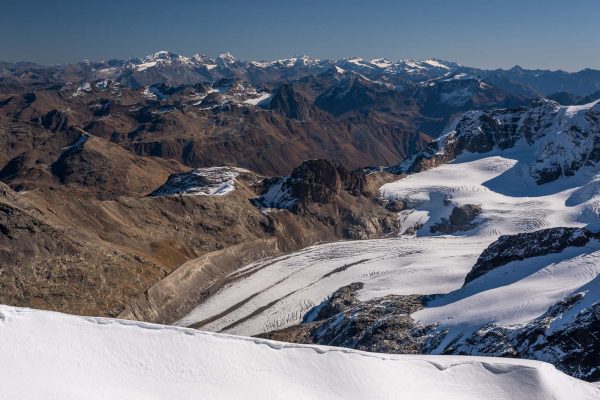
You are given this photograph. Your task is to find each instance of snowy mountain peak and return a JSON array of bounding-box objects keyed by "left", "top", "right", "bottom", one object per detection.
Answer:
[
  {"left": 423, "top": 59, "right": 452, "bottom": 69},
  {"left": 149, "top": 50, "right": 171, "bottom": 58},
  {"left": 217, "top": 52, "right": 238, "bottom": 63},
  {"left": 191, "top": 53, "right": 211, "bottom": 63},
  {"left": 395, "top": 96, "right": 600, "bottom": 173},
  {"left": 339, "top": 56, "right": 375, "bottom": 69},
  {"left": 143, "top": 50, "right": 184, "bottom": 62},
  {"left": 370, "top": 58, "right": 393, "bottom": 68}
]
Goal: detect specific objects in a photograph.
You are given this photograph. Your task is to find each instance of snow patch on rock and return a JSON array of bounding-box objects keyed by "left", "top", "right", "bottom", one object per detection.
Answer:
[{"left": 151, "top": 167, "right": 249, "bottom": 197}]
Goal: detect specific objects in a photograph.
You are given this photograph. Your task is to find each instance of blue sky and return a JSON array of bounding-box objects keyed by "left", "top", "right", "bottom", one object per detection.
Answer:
[{"left": 1, "top": 0, "right": 599, "bottom": 71}]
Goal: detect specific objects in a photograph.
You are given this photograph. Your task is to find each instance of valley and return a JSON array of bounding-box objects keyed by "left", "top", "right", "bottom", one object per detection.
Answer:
[{"left": 1, "top": 49, "right": 600, "bottom": 398}]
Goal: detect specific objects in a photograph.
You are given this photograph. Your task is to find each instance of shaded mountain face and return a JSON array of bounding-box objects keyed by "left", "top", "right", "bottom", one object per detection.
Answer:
[
  {"left": 267, "top": 83, "right": 312, "bottom": 120},
  {"left": 482, "top": 66, "right": 600, "bottom": 96},
  {"left": 548, "top": 90, "right": 600, "bottom": 105},
  {"left": 390, "top": 98, "right": 600, "bottom": 184}
]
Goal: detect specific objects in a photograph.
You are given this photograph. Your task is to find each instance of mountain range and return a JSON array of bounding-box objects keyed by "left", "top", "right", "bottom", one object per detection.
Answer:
[
  {"left": 1, "top": 51, "right": 600, "bottom": 397},
  {"left": 4, "top": 50, "right": 600, "bottom": 96}
]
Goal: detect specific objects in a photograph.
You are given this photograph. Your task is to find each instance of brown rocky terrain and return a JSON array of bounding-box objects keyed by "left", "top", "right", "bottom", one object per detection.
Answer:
[
  {"left": 0, "top": 53, "right": 540, "bottom": 325},
  {"left": 0, "top": 125, "right": 402, "bottom": 324}
]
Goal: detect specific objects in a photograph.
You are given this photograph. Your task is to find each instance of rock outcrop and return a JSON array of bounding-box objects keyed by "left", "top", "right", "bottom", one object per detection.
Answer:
[
  {"left": 430, "top": 204, "right": 482, "bottom": 234},
  {"left": 261, "top": 283, "right": 432, "bottom": 354},
  {"left": 464, "top": 227, "right": 594, "bottom": 285},
  {"left": 255, "top": 159, "right": 398, "bottom": 240},
  {"left": 437, "top": 289, "right": 600, "bottom": 382}
]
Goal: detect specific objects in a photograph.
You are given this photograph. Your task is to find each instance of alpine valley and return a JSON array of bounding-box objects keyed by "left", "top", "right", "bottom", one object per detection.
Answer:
[{"left": 1, "top": 51, "right": 600, "bottom": 399}]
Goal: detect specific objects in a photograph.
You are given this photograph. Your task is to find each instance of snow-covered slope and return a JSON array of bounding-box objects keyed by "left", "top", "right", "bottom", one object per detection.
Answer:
[
  {"left": 380, "top": 152, "right": 586, "bottom": 236},
  {"left": 179, "top": 99, "right": 600, "bottom": 334},
  {"left": 1, "top": 306, "right": 597, "bottom": 400},
  {"left": 174, "top": 99, "right": 600, "bottom": 382},
  {"left": 392, "top": 99, "right": 600, "bottom": 181},
  {"left": 382, "top": 98, "right": 600, "bottom": 234},
  {"left": 177, "top": 236, "right": 490, "bottom": 334}
]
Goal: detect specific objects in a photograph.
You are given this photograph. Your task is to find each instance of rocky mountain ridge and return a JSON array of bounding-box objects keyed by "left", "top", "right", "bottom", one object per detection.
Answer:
[
  {"left": 4, "top": 51, "right": 600, "bottom": 96},
  {"left": 389, "top": 98, "right": 600, "bottom": 184}
]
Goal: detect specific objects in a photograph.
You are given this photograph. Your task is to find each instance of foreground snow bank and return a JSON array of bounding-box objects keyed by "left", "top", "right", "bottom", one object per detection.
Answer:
[{"left": 1, "top": 306, "right": 597, "bottom": 400}]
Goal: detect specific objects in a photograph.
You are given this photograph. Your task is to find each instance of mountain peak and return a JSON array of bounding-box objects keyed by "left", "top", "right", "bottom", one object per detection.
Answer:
[{"left": 217, "top": 52, "right": 237, "bottom": 63}]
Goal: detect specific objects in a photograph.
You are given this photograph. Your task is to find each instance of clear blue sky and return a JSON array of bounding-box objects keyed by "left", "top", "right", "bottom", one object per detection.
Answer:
[{"left": 1, "top": 0, "right": 599, "bottom": 71}]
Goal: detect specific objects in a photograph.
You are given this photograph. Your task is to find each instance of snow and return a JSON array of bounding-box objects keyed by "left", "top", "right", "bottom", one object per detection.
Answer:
[
  {"left": 565, "top": 98, "right": 600, "bottom": 116},
  {"left": 177, "top": 236, "right": 490, "bottom": 335},
  {"left": 251, "top": 60, "right": 274, "bottom": 68},
  {"left": 243, "top": 92, "right": 272, "bottom": 106},
  {"left": 94, "top": 79, "right": 110, "bottom": 90},
  {"left": 344, "top": 57, "right": 375, "bottom": 69},
  {"left": 414, "top": 239, "right": 600, "bottom": 328},
  {"left": 217, "top": 52, "right": 237, "bottom": 64},
  {"left": 403, "top": 60, "right": 427, "bottom": 70},
  {"left": 375, "top": 101, "right": 600, "bottom": 351},
  {"left": 142, "top": 85, "right": 166, "bottom": 100},
  {"left": 380, "top": 151, "right": 587, "bottom": 237},
  {"left": 255, "top": 177, "right": 297, "bottom": 209},
  {"left": 370, "top": 58, "right": 392, "bottom": 68},
  {"left": 95, "top": 67, "right": 118, "bottom": 77},
  {"left": 179, "top": 101, "right": 600, "bottom": 348},
  {"left": 424, "top": 59, "right": 452, "bottom": 69},
  {"left": 71, "top": 82, "right": 91, "bottom": 97},
  {"left": 151, "top": 167, "right": 248, "bottom": 197},
  {"left": 446, "top": 72, "right": 468, "bottom": 80},
  {"left": 1, "top": 305, "right": 596, "bottom": 400},
  {"left": 135, "top": 61, "right": 157, "bottom": 71},
  {"left": 129, "top": 51, "right": 193, "bottom": 71}
]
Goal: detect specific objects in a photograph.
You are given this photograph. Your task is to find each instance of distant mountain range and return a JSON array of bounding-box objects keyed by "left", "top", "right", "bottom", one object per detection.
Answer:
[{"left": 3, "top": 50, "right": 600, "bottom": 96}]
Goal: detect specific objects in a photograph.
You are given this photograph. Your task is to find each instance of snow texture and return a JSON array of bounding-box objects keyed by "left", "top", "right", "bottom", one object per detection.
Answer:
[{"left": 1, "top": 305, "right": 597, "bottom": 400}]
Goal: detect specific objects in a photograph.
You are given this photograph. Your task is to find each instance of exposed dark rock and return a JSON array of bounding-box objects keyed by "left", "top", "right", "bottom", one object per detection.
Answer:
[
  {"left": 304, "top": 282, "right": 364, "bottom": 322},
  {"left": 267, "top": 84, "right": 311, "bottom": 120},
  {"left": 22, "top": 92, "right": 36, "bottom": 103},
  {"left": 464, "top": 227, "right": 594, "bottom": 285},
  {"left": 40, "top": 109, "right": 70, "bottom": 132},
  {"left": 288, "top": 159, "right": 368, "bottom": 204},
  {"left": 430, "top": 204, "right": 482, "bottom": 234},
  {"left": 384, "top": 199, "right": 406, "bottom": 212},
  {"left": 252, "top": 159, "right": 398, "bottom": 240},
  {"left": 261, "top": 283, "right": 432, "bottom": 353},
  {"left": 438, "top": 290, "right": 600, "bottom": 382}
]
